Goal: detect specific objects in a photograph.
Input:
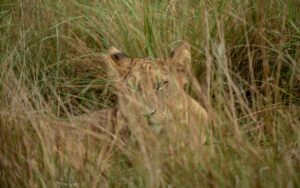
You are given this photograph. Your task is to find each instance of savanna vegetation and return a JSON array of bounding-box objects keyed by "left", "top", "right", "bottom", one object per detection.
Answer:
[{"left": 0, "top": 0, "right": 300, "bottom": 187}]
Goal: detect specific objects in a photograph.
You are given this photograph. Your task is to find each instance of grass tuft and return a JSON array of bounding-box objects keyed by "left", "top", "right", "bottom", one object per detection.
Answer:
[{"left": 0, "top": 0, "right": 300, "bottom": 187}]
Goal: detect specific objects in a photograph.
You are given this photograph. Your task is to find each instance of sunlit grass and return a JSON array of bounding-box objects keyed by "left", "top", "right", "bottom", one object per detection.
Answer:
[{"left": 0, "top": 0, "right": 300, "bottom": 187}]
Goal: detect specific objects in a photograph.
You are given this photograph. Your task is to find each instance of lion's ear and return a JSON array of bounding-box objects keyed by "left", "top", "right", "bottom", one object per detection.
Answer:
[
  {"left": 108, "top": 46, "right": 129, "bottom": 63},
  {"left": 170, "top": 42, "right": 191, "bottom": 70},
  {"left": 105, "top": 46, "right": 131, "bottom": 75}
]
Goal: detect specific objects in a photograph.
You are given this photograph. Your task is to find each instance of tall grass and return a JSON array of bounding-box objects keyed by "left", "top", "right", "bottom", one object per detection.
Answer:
[{"left": 1, "top": 0, "right": 300, "bottom": 187}]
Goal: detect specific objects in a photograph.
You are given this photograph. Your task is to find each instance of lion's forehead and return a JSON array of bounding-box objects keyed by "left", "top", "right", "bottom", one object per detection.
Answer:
[{"left": 125, "top": 58, "right": 169, "bottom": 80}]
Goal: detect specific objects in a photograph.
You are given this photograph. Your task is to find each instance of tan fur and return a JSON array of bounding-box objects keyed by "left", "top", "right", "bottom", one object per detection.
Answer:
[
  {"left": 49, "top": 42, "right": 209, "bottom": 161},
  {"left": 104, "top": 42, "right": 208, "bottom": 134}
]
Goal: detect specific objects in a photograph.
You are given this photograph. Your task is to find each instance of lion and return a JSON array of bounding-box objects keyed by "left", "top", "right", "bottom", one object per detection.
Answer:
[
  {"left": 103, "top": 42, "right": 208, "bottom": 135},
  {"left": 49, "top": 42, "right": 209, "bottom": 169}
]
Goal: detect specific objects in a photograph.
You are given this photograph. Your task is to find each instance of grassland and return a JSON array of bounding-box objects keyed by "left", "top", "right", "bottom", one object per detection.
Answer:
[{"left": 0, "top": 0, "right": 300, "bottom": 187}]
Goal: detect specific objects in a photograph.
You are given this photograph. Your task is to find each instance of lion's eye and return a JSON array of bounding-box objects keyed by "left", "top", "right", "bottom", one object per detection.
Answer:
[{"left": 156, "top": 80, "right": 169, "bottom": 91}]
